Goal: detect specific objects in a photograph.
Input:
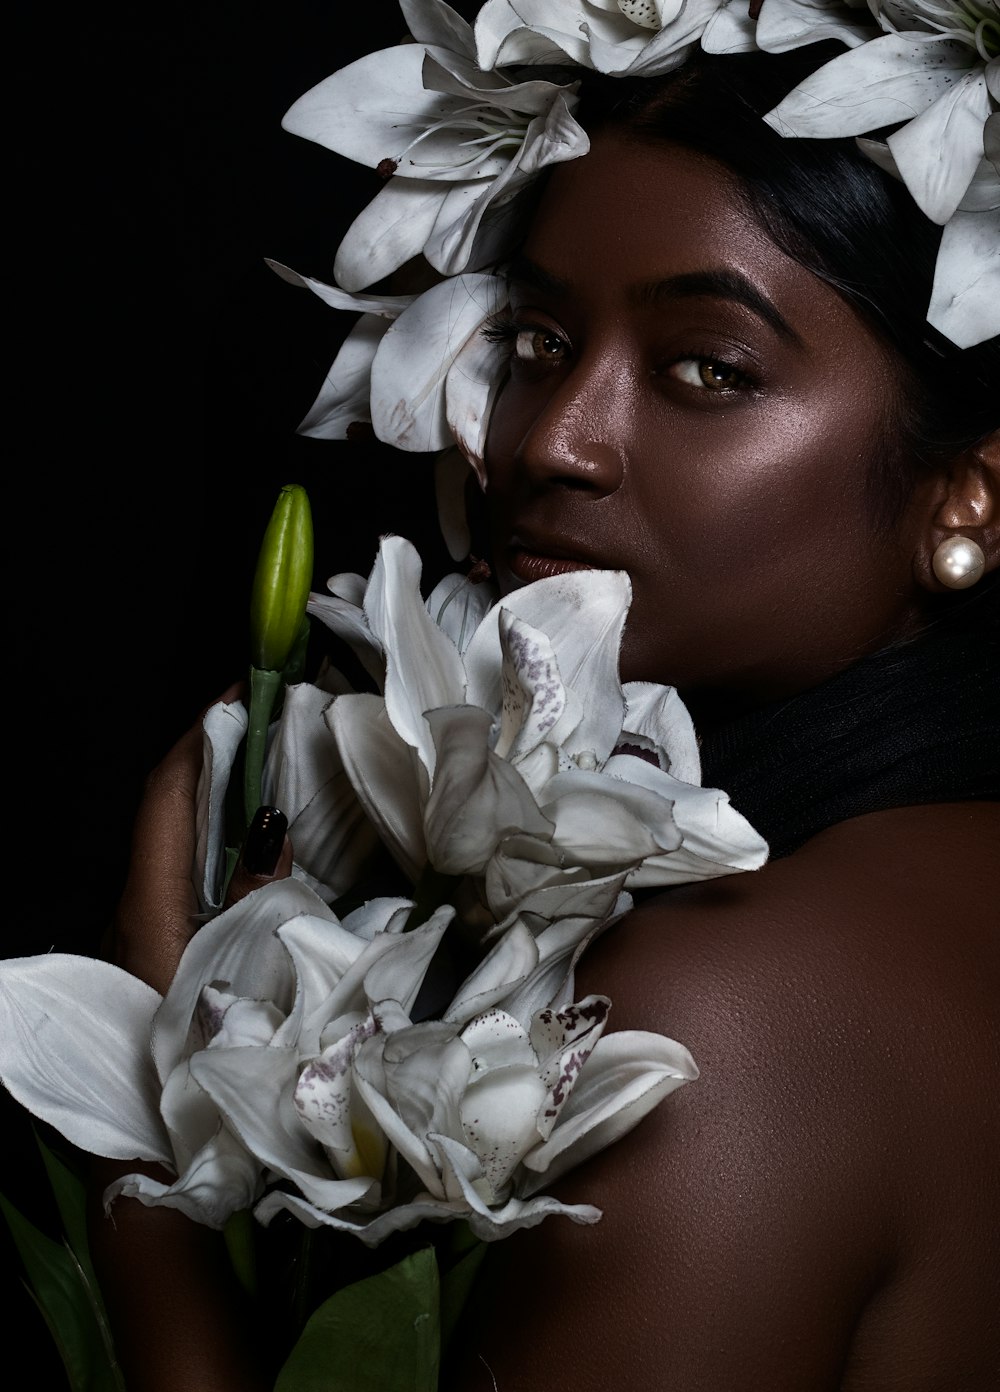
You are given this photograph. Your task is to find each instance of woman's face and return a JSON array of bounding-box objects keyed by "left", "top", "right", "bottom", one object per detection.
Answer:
[{"left": 483, "top": 134, "right": 929, "bottom": 712}]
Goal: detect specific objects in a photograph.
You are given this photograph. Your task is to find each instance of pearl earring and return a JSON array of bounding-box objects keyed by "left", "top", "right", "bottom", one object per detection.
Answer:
[{"left": 931, "top": 535, "right": 986, "bottom": 590}]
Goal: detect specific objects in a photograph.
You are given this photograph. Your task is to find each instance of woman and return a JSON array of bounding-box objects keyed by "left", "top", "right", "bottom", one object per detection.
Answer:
[{"left": 80, "top": 24, "right": 1000, "bottom": 1392}]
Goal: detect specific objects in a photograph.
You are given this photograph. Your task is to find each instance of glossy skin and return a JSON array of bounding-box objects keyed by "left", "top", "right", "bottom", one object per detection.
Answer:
[
  {"left": 458, "top": 133, "right": 999, "bottom": 1387},
  {"left": 483, "top": 134, "right": 933, "bottom": 713},
  {"left": 90, "top": 134, "right": 999, "bottom": 1392}
]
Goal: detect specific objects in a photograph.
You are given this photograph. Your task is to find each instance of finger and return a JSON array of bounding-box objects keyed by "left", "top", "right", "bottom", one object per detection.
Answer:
[
  {"left": 112, "top": 680, "right": 245, "bottom": 992},
  {"left": 112, "top": 720, "right": 205, "bottom": 994},
  {"left": 223, "top": 805, "right": 294, "bottom": 909}
]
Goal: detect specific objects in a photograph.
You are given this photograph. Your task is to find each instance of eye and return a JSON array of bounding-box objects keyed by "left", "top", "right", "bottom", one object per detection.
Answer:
[
  {"left": 669, "top": 357, "right": 748, "bottom": 391},
  {"left": 514, "top": 327, "right": 569, "bottom": 364},
  {"left": 481, "top": 311, "right": 571, "bottom": 368}
]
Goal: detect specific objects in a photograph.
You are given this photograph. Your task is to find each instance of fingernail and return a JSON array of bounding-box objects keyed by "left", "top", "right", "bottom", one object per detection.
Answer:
[{"left": 242, "top": 805, "right": 288, "bottom": 876}]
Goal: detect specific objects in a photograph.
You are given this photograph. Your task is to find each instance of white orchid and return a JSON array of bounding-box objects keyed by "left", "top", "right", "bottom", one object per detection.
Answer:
[
  {"left": 0, "top": 879, "right": 436, "bottom": 1229},
  {"left": 255, "top": 991, "right": 697, "bottom": 1243},
  {"left": 476, "top": 0, "right": 730, "bottom": 76},
  {"left": 0, "top": 857, "right": 696, "bottom": 1245},
  {"left": 281, "top": 0, "right": 589, "bottom": 292},
  {"left": 195, "top": 678, "right": 382, "bottom": 913},
  {"left": 307, "top": 535, "right": 768, "bottom": 940},
  {"left": 759, "top": 0, "right": 999, "bottom": 346}
]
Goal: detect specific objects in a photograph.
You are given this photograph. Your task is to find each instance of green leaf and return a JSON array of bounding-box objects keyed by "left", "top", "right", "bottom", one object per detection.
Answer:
[
  {"left": 34, "top": 1131, "right": 125, "bottom": 1388},
  {"left": 0, "top": 1189, "right": 124, "bottom": 1392},
  {"left": 36, "top": 1130, "right": 97, "bottom": 1284},
  {"left": 274, "top": 1246, "right": 441, "bottom": 1392}
]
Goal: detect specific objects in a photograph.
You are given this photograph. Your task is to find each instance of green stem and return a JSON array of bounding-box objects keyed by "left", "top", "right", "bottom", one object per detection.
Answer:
[{"left": 243, "top": 665, "right": 283, "bottom": 831}]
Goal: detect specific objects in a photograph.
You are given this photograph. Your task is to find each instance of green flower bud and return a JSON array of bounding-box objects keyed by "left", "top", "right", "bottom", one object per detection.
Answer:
[{"left": 249, "top": 484, "right": 314, "bottom": 672}]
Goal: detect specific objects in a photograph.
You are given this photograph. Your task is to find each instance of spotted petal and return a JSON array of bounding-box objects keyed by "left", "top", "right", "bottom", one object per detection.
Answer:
[
  {"left": 887, "top": 65, "right": 992, "bottom": 222},
  {"left": 519, "top": 1029, "right": 699, "bottom": 1191},
  {"left": 464, "top": 569, "right": 632, "bottom": 767},
  {"left": 764, "top": 33, "right": 973, "bottom": 137}
]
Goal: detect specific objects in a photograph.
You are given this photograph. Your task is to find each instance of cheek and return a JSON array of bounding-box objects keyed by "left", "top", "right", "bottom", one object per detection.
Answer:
[{"left": 637, "top": 394, "right": 886, "bottom": 570}]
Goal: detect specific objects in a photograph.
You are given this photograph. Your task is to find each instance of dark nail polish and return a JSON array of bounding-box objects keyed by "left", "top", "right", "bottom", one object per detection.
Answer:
[{"left": 242, "top": 805, "right": 288, "bottom": 876}]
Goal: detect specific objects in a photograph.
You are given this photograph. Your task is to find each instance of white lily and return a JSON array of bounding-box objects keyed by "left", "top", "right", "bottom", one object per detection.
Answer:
[
  {"left": 281, "top": 0, "right": 588, "bottom": 291},
  {"left": 476, "top": 0, "right": 731, "bottom": 75},
  {"left": 255, "top": 992, "right": 697, "bottom": 1243},
  {"left": 271, "top": 267, "right": 508, "bottom": 456},
  {"left": 761, "top": 0, "right": 999, "bottom": 346},
  {"left": 308, "top": 536, "right": 768, "bottom": 934},
  {"left": 263, "top": 261, "right": 416, "bottom": 441},
  {"left": 858, "top": 103, "right": 1000, "bottom": 344},
  {"left": 701, "top": 0, "right": 875, "bottom": 55}
]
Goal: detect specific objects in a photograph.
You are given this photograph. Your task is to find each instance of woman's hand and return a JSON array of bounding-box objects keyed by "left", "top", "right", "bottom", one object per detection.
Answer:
[
  {"left": 89, "top": 690, "right": 292, "bottom": 1392},
  {"left": 110, "top": 684, "right": 293, "bottom": 995}
]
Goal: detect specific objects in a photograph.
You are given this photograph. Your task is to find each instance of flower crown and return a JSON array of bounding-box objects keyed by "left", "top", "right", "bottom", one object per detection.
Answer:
[{"left": 269, "top": 0, "right": 998, "bottom": 521}]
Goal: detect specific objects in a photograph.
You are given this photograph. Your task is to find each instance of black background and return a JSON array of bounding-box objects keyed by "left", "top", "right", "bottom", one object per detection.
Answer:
[
  {"left": 11, "top": 0, "right": 477, "bottom": 961},
  {"left": 5, "top": 0, "right": 476, "bottom": 1365}
]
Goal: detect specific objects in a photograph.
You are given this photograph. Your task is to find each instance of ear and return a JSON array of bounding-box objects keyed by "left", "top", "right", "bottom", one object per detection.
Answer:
[{"left": 915, "top": 430, "right": 999, "bottom": 593}]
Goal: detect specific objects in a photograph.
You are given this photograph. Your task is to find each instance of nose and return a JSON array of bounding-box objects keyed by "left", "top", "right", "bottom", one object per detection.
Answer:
[{"left": 505, "top": 355, "right": 627, "bottom": 497}]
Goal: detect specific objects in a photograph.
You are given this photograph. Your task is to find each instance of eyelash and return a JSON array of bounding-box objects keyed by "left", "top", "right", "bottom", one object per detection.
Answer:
[
  {"left": 481, "top": 312, "right": 568, "bottom": 365},
  {"left": 481, "top": 311, "right": 753, "bottom": 392}
]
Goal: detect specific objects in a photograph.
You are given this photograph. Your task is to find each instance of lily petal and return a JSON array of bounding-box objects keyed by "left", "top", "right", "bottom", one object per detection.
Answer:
[
  {"left": 443, "top": 284, "right": 510, "bottom": 485},
  {"left": 370, "top": 273, "right": 508, "bottom": 453},
  {"left": 887, "top": 66, "right": 992, "bottom": 221},
  {"left": 465, "top": 569, "right": 631, "bottom": 766},
  {"left": 334, "top": 179, "right": 447, "bottom": 293},
  {"left": 425, "top": 566, "right": 499, "bottom": 655},
  {"left": 431, "top": 1133, "right": 601, "bottom": 1238},
  {"left": 195, "top": 698, "right": 248, "bottom": 913},
  {"left": 0, "top": 955, "right": 170, "bottom": 1163},
  {"left": 764, "top": 33, "right": 971, "bottom": 138},
  {"left": 927, "top": 203, "right": 1000, "bottom": 347},
  {"left": 281, "top": 46, "right": 451, "bottom": 171}
]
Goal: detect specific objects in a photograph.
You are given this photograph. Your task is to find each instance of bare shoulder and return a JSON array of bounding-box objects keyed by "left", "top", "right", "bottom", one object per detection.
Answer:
[
  {"left": 583, "top": 800, "right": 999, "bottom": 1054},
  {"left": 452, "top": 804, "right": 1000, "bottom": 1392}
]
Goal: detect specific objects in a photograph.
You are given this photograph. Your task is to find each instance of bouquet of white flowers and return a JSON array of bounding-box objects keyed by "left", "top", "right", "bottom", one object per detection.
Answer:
[{"left": 0, "top": 483, "right": 767, "bottom": 1388}]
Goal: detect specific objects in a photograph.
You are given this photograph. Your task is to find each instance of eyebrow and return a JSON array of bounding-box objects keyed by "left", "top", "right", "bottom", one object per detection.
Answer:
[{"left": 507, "top": 256, "right": 801, "bottom": 345}]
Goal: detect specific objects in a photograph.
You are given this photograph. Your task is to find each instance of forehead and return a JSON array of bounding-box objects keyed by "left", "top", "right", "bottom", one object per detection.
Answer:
[{"left": 517, "top": 131, "right": 879, "bottom": 352}]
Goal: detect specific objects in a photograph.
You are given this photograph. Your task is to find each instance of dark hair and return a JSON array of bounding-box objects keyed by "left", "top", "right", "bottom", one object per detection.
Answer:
[{"left": 566, "top": 45, "right": 999, "bottom": 528}]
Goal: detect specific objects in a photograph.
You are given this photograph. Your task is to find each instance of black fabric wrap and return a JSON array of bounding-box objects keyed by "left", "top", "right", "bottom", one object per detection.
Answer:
[{"left": 697, "top": 580, "right": 1000, "bottom": 859}]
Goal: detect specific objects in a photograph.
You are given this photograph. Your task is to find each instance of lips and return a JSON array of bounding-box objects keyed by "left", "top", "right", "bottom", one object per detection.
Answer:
[
  {"left": 504, "top": 530, "right": 603, "bottom": 585},
  {"left": 508, "top": 547, "right": 595, "bottom": 583}
]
